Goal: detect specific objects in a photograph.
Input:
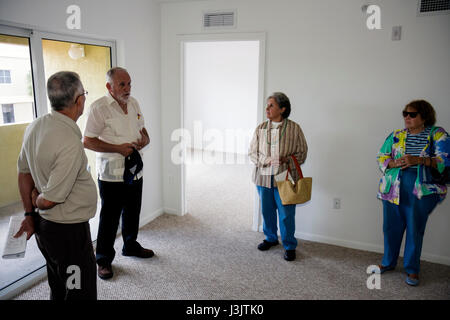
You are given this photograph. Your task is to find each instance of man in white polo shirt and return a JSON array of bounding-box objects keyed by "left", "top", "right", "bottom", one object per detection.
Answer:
[
  {"left": 83, "top": 67, "right": 153, "bottom": 280},
  {"left": 15, "top": 71, "right": 97, "bottom": 300}
]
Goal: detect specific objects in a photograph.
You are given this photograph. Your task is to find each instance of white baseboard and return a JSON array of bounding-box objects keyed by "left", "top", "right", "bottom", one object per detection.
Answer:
[
  {"left": 257, "top": 227, "right": 450, "bottom": 267},
  {"left": 139, "top": 208, "right": 164, "bottom": 227},
  {"left": 294, "top": 231, "right": 384, "bottom": 255},
  {"left": 163, "top": 207, "right": 182, "bottom": 216},
  {"left": 294, "top": 231, "right": 450, "bottom": 267},
  {"left": 420, "top": 252, "right": 450, "bottom": 266}
]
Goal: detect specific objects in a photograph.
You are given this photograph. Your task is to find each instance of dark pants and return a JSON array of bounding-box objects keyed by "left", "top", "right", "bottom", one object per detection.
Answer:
[
  {"left": 34, "top": 215, "right": 97, "bottom": 300},
  {"left": 96, "top": 178, "right": 143, "bottom": 267}
]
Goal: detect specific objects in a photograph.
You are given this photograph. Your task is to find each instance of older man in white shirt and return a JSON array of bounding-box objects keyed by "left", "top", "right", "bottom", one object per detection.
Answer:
[{"left": 84, "top": 67, "right": 153, "bottom": 280}]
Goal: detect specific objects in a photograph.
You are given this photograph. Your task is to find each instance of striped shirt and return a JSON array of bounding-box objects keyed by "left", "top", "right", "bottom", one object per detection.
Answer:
[
  {"left": 406, "top": 126, "right": 432, "bottom": 156},
  {"left": 406, "top": 126, "right": 432, "bottom": 168},
  {"left": 249, "top": 119, "right": 308, "bottom": 188}
]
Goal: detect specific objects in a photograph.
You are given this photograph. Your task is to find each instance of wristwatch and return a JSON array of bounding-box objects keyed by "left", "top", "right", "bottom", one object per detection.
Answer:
[{"left": 24, "top": 209, "right": 38, "bottom": 217}]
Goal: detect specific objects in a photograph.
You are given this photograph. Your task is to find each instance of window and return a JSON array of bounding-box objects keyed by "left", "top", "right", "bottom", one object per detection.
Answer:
[
  {"left": 0, "top": 70, "right": 11, "bottom": 83},
  {"left": 0, "top": 25, "right": 115, "bottom": 298},
  {"left": 2, "top": 104, "right": 15, "bottom": 123}
]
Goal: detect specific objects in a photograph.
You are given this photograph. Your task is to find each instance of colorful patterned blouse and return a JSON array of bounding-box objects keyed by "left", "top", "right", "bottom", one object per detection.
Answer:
[{"left": 377, "top": 126, "right": 450, "bottom": 205}]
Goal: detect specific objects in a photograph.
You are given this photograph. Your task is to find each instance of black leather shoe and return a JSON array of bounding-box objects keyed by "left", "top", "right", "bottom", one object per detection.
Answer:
[
  {"left": 257, "top": 240, "right": 279, "bottom": 251},
  {"left": 284, "top": 250, "right": 296, "bottom": 261},
  {"left": 98, "top": 265, "right": 113, "bottom": 280},
  {"left": 122, "top": 247, "right": 155, "bottom": 258}
]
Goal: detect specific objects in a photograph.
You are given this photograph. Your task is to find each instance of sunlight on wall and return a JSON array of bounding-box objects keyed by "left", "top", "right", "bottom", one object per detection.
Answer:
[
  {"left": 0, "top": 40, "right": 111, "bottom": 207},
  {"left": 42, "top": 39, "right": 111, "bottom": 192}
]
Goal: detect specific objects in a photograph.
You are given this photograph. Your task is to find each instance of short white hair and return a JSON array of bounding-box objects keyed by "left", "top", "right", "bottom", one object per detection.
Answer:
[
  {"left": 47, "top": 71, "right": 83, "bottom": 111},
  {"left": 106, "top": 67, "right": 128, "bottom": 84}
]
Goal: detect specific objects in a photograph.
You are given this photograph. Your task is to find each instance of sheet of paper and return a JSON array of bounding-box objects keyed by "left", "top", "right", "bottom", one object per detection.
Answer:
[{"left": 2, "top": 216, "right": 27, "bottom": 259}]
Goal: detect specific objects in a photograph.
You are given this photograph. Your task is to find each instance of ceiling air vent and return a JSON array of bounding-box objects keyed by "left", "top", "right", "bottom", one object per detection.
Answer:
[
  {"left": 203, "top": 11, "right": 236, "bottom": 28},
  {"left": 418, "top": 0, "right": 450, "bottom": 15}
]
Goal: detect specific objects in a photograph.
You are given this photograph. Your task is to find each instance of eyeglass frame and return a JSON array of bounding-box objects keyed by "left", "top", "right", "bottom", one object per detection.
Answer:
[{"left": 74, "top": 90, "right": 88, "bottom": 103}]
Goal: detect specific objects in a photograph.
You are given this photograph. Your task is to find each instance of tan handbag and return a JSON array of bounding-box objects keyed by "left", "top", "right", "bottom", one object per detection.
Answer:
[{"left": 276, "top": 155, "right": 312, "bottom": 205}]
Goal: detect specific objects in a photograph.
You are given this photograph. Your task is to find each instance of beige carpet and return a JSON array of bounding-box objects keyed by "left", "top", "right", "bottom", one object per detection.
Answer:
[{"left": 12, "top": 154, "right": 450, "bottom": 300}]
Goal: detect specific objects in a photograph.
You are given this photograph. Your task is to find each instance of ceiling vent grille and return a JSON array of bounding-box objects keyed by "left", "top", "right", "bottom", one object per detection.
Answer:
[
  {"left": 418, "top": 0, "right": 450, "bottom": 15},
  {"left": 203, "top": 11, "right": 235, "bottom": 28}
]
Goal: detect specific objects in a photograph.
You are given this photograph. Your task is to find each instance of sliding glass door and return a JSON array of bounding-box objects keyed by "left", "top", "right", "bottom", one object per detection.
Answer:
[{"left": 0, "top": 25, "right": 115, "bottom": 296}]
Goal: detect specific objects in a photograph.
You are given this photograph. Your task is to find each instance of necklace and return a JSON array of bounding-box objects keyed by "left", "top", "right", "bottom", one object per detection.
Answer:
[{"left": 266, "top": 120, "right": 287, "bottom": 145}]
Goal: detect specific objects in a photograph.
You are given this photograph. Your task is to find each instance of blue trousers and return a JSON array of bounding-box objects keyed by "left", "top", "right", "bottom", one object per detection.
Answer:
[
  {"left": 382, "top": 168, "right": 439, "bottom": 274},
  {"left": 257, "top": 179, "right": 297, "bottom": 250}
]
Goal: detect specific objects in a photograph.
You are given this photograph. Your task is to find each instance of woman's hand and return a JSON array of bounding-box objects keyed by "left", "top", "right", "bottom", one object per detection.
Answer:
[
  {"left": 393, "top": 155, "right": 420, "bottom": 169},
  {"left": 270, "top": 156, "right": 288, "bottom": 167}
]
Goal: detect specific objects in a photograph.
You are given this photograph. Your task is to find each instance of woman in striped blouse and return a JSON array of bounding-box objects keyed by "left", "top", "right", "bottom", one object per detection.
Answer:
[
  {"left": 376, "top": 100, "right": 450, "bottom": 286},
  {"left": 249, "top": 92, "right": 308, "bottom": 261}
]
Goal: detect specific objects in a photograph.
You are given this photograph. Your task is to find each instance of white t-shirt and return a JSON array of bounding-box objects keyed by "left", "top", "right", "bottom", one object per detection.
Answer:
[{"left": 84, "top": 93, "right": 146, "bottom": 182}]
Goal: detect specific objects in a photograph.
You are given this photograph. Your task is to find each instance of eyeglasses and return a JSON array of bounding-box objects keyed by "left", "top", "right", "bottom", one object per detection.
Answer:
[
  {"left": 75, "top": 90, "right": 88, "bottom": 103},
  {"left": 402, "top": 111, "right": 418, "bottom": 118}
]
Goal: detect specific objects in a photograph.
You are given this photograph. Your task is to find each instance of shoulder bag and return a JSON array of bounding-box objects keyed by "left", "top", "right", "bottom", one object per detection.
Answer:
[{"left": 276, "top": 155, "right": 312, "bottom": 205}]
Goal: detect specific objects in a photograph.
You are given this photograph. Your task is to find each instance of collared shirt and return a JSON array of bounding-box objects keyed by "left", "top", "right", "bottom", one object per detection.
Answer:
[
  {"left": 84, "top": 93, "right": 146, "bottom": 182},
  {"left": 17, "top": 111, "right": 98, "bottom": 224},
  {"left": 377, "top": 126, "right": 449, "bottom": 205},
  {"left": 249, "top": 119, "right": 308, "bottom": 188}
]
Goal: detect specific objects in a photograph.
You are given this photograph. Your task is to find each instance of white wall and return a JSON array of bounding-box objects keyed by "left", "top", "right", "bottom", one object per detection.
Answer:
[
  {"left": 161, "top": 0, "right": 450, "bottom": 265},
  {"left": 0, "top": 0, "right": 163, "bottom": 222},
  {"left": 184, "top": 41, "right": 259, "bottom": 155}
]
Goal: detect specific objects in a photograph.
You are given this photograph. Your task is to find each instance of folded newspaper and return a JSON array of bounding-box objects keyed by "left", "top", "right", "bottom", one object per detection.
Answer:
[{"left": 2, "top": 216, "right": 27, "bottom": 259}]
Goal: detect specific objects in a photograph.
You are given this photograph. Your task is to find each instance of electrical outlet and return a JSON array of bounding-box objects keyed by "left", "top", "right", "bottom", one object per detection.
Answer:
[
  {"left": 333, "top": 198, "right": 341, "bottom": 210},
  {"left": 392, "top": 26, "right": 402, "bottom": 41}
]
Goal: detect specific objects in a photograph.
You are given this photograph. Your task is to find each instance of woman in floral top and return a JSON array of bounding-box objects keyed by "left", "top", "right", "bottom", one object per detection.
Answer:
[{"left": 376, "top": 100, "right": 449, "bottom": 286}]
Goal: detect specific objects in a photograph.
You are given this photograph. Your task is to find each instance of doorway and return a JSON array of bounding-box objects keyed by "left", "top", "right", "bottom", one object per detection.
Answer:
[{"left": 181, "top": 37, "right": 265, "bottom": 231}]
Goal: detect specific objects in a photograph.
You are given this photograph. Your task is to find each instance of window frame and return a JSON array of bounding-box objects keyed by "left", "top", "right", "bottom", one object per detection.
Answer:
[
  {"left": 0, "top": 23, "right": 117, "bottom": 299},
  {"left": 0, "top": 70, "right": 12, "bottom": 84}
]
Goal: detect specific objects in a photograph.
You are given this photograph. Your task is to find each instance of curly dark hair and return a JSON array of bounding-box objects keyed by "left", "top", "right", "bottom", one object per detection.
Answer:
[{"left": 403, "top": 99, "right": 436, "bottom": 127}]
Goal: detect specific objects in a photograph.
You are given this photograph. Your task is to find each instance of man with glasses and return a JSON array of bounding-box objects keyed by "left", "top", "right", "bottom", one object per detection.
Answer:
[
  {"left": 15, "top": 71, "right": 97, "bottom": 300},
  {"left": 83, "top": 67, "right": 153, "bottom": 280}
]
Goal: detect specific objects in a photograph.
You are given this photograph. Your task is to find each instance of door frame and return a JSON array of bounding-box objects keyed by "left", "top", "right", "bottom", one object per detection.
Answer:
[{"left": 178, "top": 32, "right": 266, "bottom": 232}]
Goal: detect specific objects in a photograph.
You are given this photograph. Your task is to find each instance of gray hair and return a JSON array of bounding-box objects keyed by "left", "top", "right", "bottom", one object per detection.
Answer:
[
  {"left": 47, "top": 71, "right": 83, "bottom": 111},
  {"left": 106, "top": 67, "right": 128, "bottom": 84},
  {"left": 267, "top": 92, "right": 291, "bottom": 119}
]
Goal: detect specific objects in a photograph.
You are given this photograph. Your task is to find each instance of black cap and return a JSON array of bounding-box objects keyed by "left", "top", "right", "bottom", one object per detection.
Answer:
[{"left": 123, "top": 148, "right": 143, "bottom": 184}]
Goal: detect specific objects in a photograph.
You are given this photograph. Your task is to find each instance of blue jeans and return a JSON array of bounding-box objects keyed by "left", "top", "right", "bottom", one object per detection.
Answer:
[
  {"left": 257, "top": 179, "right": 297, "bottom": 250},
  {"left": 382, "top": 168, "right": 439, "bottom": 274}
]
